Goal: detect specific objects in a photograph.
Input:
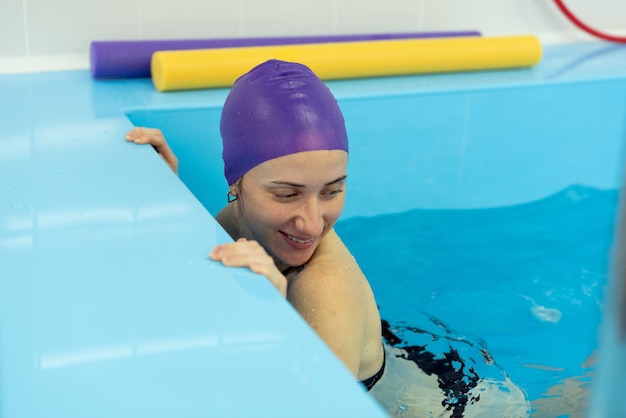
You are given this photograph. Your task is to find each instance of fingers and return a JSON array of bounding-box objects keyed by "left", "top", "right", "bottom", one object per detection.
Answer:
[
  {"left": 210, "top": 238, "right": 269, "bottom": 267},
  {"left": 125, "top": 127, "right": 179, "bottom": 175},
  {"left": 125, "top": 127, "right": 163, "bottom": 145},
  {"left": 210, "top": 239, "right": 287, "bottom": 297}
]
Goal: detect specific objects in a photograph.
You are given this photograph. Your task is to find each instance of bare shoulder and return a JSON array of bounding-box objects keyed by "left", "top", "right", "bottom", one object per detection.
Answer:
[
  {"left": 287, "top": 228, "right": 375, "bottom": 330},
  {"left": 288, "top": 229, "right": 366, "bottom": 296},
  {"left": 287, "top": 229, "right": 383, "bottom": 379}
]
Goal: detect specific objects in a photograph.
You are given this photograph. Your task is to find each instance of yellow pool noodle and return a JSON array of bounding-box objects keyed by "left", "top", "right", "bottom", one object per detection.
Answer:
[{"left": 151, "top": 35, "right": 542, "bottom": 92}]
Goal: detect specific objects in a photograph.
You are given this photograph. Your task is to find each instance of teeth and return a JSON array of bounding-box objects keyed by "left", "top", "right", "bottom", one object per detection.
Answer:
[{"left": 288, "top": 235, "right": 313, "bottom": 244}]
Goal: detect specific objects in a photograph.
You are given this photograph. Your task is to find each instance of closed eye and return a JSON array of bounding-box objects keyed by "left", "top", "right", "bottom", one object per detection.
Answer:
[
  {"left": 322, "top": 189, "right": 344, "bottom": 197},
  {"left": 274, "top": 192, "right": 298, "bottom": 200}
]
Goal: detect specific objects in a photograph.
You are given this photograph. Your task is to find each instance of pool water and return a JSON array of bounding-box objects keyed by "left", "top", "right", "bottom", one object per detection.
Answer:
[
  {"left": 4, "top": 43, "right": 626, "bottom": 418},
  {"left": 336, "top": 184, "right": 618, "bottom": 416},
  {"left": 121, "top": 43, "right": 626, "bottom": 416}
]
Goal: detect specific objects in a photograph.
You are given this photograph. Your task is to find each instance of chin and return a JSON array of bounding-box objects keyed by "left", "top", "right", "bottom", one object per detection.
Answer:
[{"left": 277, "top": 249, "right": 315, "bottom": 268}]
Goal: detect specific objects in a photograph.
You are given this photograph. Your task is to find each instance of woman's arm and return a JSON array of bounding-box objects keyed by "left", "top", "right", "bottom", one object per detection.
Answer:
[
  {"left": 126, "top": 127, "right": 179, "bottom": 175},
  {"left": 286, "top": 232, "right": 368, "bottom": 378},
  {"left": 288, "top": 262, "right": 366, "bottom": 377}
]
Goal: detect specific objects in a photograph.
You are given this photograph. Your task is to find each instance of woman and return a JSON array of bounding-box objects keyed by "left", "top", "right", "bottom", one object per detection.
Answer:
[
  {"left": 127, "top": 59, "right": 530, "bottom": 417},
  {"left": 127, "top": 59, "right": 386, "bottom": 391}
]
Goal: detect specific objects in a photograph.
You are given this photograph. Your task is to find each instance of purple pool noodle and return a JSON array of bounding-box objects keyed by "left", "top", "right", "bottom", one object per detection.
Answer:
[
  {"left": 90, "top": 31, "right": 481, "bottom": 79},
  {"left": 220, "top": 59, "right": 348, "bottom": 185}
]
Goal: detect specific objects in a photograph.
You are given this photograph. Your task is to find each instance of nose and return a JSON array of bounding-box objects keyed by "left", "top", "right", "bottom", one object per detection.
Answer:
[{"left": 294, "top": 197, "right": 324, "bottom": 237}]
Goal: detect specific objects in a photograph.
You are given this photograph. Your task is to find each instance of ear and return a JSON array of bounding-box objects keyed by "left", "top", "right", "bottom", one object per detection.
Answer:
[{"left": 227, "top": 183, "right": 240, "bottom": 203}]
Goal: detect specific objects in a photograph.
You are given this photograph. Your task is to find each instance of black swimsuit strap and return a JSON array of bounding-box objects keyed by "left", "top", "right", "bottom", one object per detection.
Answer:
[{"left": 360, "top": 348, "right": 386, "bottom": 391}]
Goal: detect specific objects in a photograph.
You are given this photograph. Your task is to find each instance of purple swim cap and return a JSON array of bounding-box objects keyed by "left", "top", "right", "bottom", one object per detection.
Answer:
[{"left": 220, "top": 59, "right": 348, "bottom": 185}]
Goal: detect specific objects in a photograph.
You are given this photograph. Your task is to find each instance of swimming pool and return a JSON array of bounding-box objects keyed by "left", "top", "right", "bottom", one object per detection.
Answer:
[
  {"left": 125, "top": 43, "right": 626, "bottom": 416},
  {"left": 2, "top": 42, "right": 626, "bottom": 417}
]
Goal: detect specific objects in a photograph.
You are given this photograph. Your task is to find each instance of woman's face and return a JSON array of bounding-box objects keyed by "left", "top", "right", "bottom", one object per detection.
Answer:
[{"left": 235, "top": 149, "right": 348, "bottom": 269}]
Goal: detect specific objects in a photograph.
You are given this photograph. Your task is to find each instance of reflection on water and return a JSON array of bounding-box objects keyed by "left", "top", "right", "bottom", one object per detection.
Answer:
[
  {"left": 530, "top": 352, "right": 595, "bottom": 418},
  {"left": 336, "top": 185, "right": 618, "bottom": 416}
]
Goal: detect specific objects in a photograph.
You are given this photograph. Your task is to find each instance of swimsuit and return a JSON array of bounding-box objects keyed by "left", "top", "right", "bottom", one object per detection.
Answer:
[{"left": 360, "top": 348, "right": 386, "bottom": 391}]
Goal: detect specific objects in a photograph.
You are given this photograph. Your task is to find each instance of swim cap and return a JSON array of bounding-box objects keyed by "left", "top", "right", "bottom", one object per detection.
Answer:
[{"left": 220, "top": 59, "right": 348, "bottom": 185}]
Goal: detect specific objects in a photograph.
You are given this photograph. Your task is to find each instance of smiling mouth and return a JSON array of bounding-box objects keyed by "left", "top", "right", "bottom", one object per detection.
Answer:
[{"left": 284, "top": 232, "right": 315, "bottom": 245}]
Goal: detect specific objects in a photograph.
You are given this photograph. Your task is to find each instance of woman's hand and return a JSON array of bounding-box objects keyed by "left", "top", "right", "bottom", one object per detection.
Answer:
[
  {"left": 126, "top": 127, "right": 179, "bottom": 175},
  {"left": 210, "top": 238, "right": 288, "bottom": 297}
]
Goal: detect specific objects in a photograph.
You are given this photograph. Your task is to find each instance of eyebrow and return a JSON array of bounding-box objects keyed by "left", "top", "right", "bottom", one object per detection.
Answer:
[{"left": 269, "top": 175, "right": 347, "bottom": 188}]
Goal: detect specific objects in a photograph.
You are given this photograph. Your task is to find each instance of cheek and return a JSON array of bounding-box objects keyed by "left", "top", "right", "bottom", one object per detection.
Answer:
[
  {"left": 324, "top": 198, "right": 345, "bottom": 225},
  {"left": 242, "top": 201, "right": 288, "bottom": 230}
]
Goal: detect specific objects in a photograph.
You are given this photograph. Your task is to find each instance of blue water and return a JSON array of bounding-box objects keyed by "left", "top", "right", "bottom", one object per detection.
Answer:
[{"left": 336, "top": 184, "right": 619, "bottom": 404}]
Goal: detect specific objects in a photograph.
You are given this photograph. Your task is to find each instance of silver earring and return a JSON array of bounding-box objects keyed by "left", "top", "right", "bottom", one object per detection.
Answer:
[{"left": 227, "top": 191, "right": 238, "bottom": 203}]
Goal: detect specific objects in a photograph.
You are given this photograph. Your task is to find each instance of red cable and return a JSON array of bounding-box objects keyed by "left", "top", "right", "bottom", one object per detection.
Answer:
[{"left": 554, "top": 0, "right": 626, "bottom": 43}]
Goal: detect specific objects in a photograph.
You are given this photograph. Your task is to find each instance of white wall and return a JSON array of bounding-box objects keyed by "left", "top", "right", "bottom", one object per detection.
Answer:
[{"left": 1, "top": 0, "right": 626, "bottom": 73}]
